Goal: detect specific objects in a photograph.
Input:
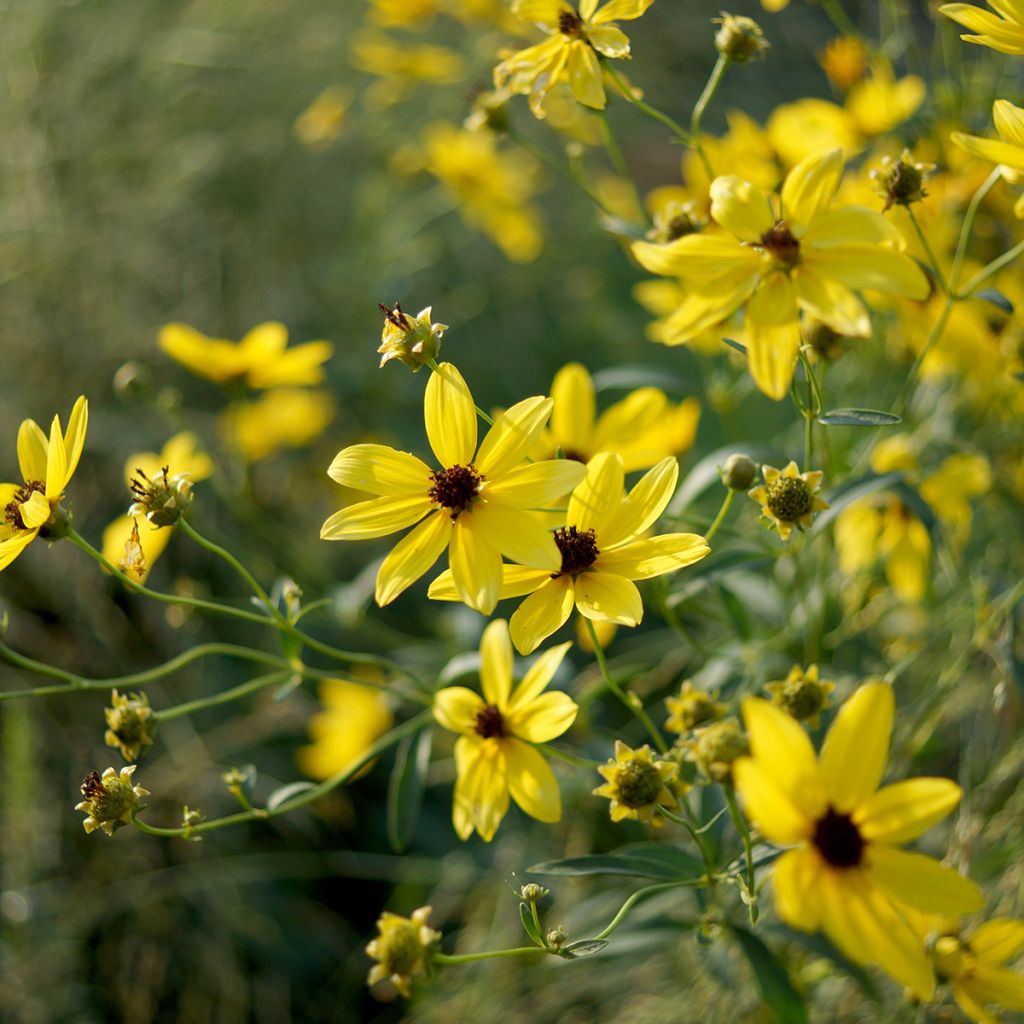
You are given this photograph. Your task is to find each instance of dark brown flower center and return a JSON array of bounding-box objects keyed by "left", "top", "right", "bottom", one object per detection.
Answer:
[
  {"left": 561, "top": 448, "right": 588, "bottom": 464},
  {"left": 379, "top": 301, "right": 410, "bottom": 332},
  {"left": 474, "top": 704, "right": 506, "bottom": 739},
  {"left": 80, "top": 770, "right": 107, "bottom": 799},
  {"left": 3, "top": 480, "right": 46, "bottom": 530},
  {"left": 428, "top": 465, "right": 482, "bottom": 519},
  {"left": 554, "top": 525, "right": 599, "bottom": 576},
  {"left": 813, "top": 807, "right": 865, "bottom": 868},
  {"left": 760, "top": 221, "right": 801, "bottom": 269},
  {"left": 559, "top": 9, "right": 584, "bottom": 36},
  {"left": 765, "top": 475, "right": 812, "bottom": 522}
]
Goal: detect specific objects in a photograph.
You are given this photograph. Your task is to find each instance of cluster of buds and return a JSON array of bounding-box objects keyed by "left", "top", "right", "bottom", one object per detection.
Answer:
[
  {"left": 377, "top": 303, "right": 447, "bottom": 372},
  {"left": 129, "top": 465, "right": 193, "bottom": 527},
  {"left": 104, "top": 689, "right": 158, "bottom": 761},
  {"left": 366, "top": 906, "right": 441, "bottom": 997},
  {"left": 76, "top": 765, "right": 149, "bottom": 836}
]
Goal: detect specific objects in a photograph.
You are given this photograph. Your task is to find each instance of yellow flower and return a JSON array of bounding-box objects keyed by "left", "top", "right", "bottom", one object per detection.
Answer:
[
  {"left": 101, "top": 432, "right": 214, "bottom": 583},
  {"left": 366, "top": 906, "right": 440, "bottom": 997},
  {"left": 765, "top": 664, "right": 835, "bottom": 727},
  {"left": 665, "top": 681, "right": 726, "bottom": 734},
  {"left": 367, "top": 0, "right": 440, "bottom": 28},
  {"left": 351, "top": 32, "right": 466, "bottom": 107},
  {"left": 293, "top": 87, "right": 352, "bottom": 147},
  {"left": 845, "top": 60, "right": 926, "bottom": 138},
  {"left": 683, "top": 718, "right": 749, "bottom": 783},
  {"left": 220, "top": 388, "right": 335, "bottom": 463},
  {"left": 495, "top": 0, "right": 654, "bottom": 118},
  {"left": 378, "top": 303, "right": 447, "bottom": 371},
  {"left": 536, "top": 362, "right": 700, "bottom": 470},
  {"left": 430, "top": 452, "right": 710, "bottom": 653},
  {"left": 1, "top": 396, "right": 88, "bottom": 572},
  {"left": 940, "top": 0, "right": 1024, "bottom": 54},
  {"left": 75, "top": 765, "right": 149, "bottom": 837},
  {"left": 767, "top": 99, "right": 862, "bottom": 169},
  {"left": 104, "top": 690, "right": 157, "bottom": 762},
  {"left": 818, "top": 36, "right": 870, "bottom": 92},
  {"left": 593, "top": 740, "right": 678, "bottom": 825},
  {"left": 159, "top": 322, "right": 333, "bottom": 389},
  {"left": 432, "top": 619, "right": 577, "bottom": 840},
  {"left": 297, "top": 678, "right": 393, "bottom": 781},
  {"left": 734, "top": 682, "right": 984, "bottom": 996},
  {"left": 422, "top": 122, "right": 544, "bottom": 262},
  {"left": 321, "top": 362, "right": 585, "bottom": 614},
  {"left": 952, "top": 100, "right": 1024, "bottom": 217},
  {"left": 632, "top": 149, "right": 929, "bottom": 400},
  {"left": 749, "top": 461, "right": 829, "bottom": 540},
  {"left": 920, "top": 453, "right": 991, "bottom": 550}
]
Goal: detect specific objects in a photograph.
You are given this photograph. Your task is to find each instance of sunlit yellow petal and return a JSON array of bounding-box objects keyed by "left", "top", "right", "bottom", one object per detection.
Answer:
[
  {"left": 733, "top": 756, "right": 815, "bottom": 844},
  {"left": 433, "top": 686, "right": 486, "bottom": 734},
  {"left": 159, "top": 323, "right": 244, "bottom": 382},
  {"left": 44, "top": 414, "right": 67, "bottom": 502},
  {"left": 746, "top": 314, "right": 801, "bottom": 402},
  {"left": 965, "top": 966, "right": 1024, "bottom": 1011},
  {"left": 248, "top": 340, "right": 333, "bottom": 388},
  {"left": 567, "top": 40, "right": 605, "bottom": 109},
  {"left": 551, "top": 363, "right": 595, "bottom": 452},
  {"left": 599, "top": 456, "right": 679, "bottom": 548},
  {"left": 480, "top": 618, "right": 514, "bottom": 709},
  {"left": 994, "top": 98, "right": 1024, "bottom": 146},
  {"left": 509, "top": 640, "right": 573, "bottom": 711},
  {"left": 855, "top": 777, "right": 961, "bottom": 844},
  {"left": 567, "top": 451, "right": 624, "bottom": 536},
  {"left": 867, "top": 847, "right": 983, "bottom": 914},
  {"left": 476, "top": 396, "right": 553, "bottom": 478},
  {"left": 19, "top": 491, "right": 50, "bottom": 530},
  {"left": 16, "top": 419, "right": 48, "bottom": 483},
  {"left": 574, "top": 570, "right": 642, "bottom": 624},
  {"left": 809, "top": 246, "right": 931, "bottom": 299},
  {"left": 425, "top": 362, "right": 477, "bottom": 469},
  {"left": 781, "top": 147, "right": 844, "bottom": 230},
  {"left": 587, "top": 23, "right": 630, "bottom": 56},
  {"left": 508, "top": 690, "right": 578, "bottom": 742},
  {"left": 969, "top": 919, "right": 1024, "bottom": 963},
  {"left": 484, "top": 460, "right": 586, "bottom": 507},
  {"left": 771, "top": 848, "right": 823, "bottom": 930},
  {"left": 802, "top": 206, "right": 902, "bottom": 248},
  {"left": 0, "top": 533, "right": 37, "bottom": 572},
  {"left": 328, "top": 444, "right": 432, "bottom": 495},
  {"left": 590, "top": 0, "right": 654, "bottom": 23},
  {"left": 320, "top": 494, "right": 432, "bottom": 541},
  {"left": 449, "top": 516, "right": 502, "bottom": 613},
  {"left": 631, "top": 234, "right": 761, "bottom": 282},
  {"left": 710, "top": 176, "right": 775, "bottom": 242},
  {"left": 62, "top": 396, "right": 89, "bottom": 485},
  {"left": 794, "top": 267, "right": 871, "bottom": 337},
  {"left": 510, "top": 576, "right": 575, "bottom": 654},
  {"left": 470, "top": 501, "right": 559, "bottom": 571},
  {"left": 505, "top": 737, "right": 561, "bottom": 822},
  {"left": 594, "top": 533, "right": 709, "bottom": 579},
  {"left": 375, "top": 510, "right": 452, "bottom": 605}
]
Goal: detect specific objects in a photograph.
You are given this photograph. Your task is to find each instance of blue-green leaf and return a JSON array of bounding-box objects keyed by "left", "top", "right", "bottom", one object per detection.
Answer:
[
  {"left": 519, "top": 902, "right": 543, "bottom": 946},
  {"left": 387, "top": 727, "right": 432, "bottom": 852},
  {"left": 560, "top": 939, "right": 609, "bottom": 958},
  {"left": 817, "top": 408, "right": 901, "bottom": 427},
  {"left": 976, "top": 288, "right": 1014, "bottom": 314},
  {"left": 530, "top": 843, "right": 700, "bottom": 880},
  {"left": 722, "top": 336, "right": 747, "bottom": 354}
]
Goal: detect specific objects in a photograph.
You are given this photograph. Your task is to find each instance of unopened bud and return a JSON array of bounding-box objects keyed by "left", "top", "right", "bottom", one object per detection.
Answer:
[
  {"left": 714, "top": 13, "right": 769, "bottom": 63},
  {"left": 377, "top": 302, "right": 446, "bottom": 372},
  {"left": 721, "top": 453, "right": 757, "bottom": 491}
]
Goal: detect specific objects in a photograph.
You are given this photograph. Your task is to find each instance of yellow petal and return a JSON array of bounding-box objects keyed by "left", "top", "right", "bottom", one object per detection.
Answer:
[
  {"left": 781, "top": 148, "right": 844, "bottom": 231},
  {"left": 802, "top": 206, "right": 903, "bottom": 248},
  {"left": 655, "top": 270, "right": 759, "bottom": 344},
  {"left": 710, "top": 176, "right": 775, "bottom": 242},
  {"left": 567, "top": 40, "right": 605, "bottom": 109},
  {"left": 480, "top": 618, "right": 514, "bottom": 708},
  {"left": 868, "top": 847, "right": 983, "bottom": 914},
  {"left": 574, "top": 570, "right": 642, "bottom": 625},
  {"left": 429, "top": 564, "right": 551, "bottom": 602},
  {"left": 320, "top": 494, "right": 432, "bottom": 541},
  {"left": 794, "top": 267, "right": 871, "bottom": 337},
  {"left": 45, "top": 414, "right": 67, "bottom": 502},
  {"left": 453, "top": 735, "right": 509, "bottom": 841},
  {"left": 101, "top": 515, "right": 172, "bottom": 582},
  {"left": 475, "top": 396, "right": 553, "bottom": 478},
  {"left": 599, "top": 456, "right": 679, "bottom": 548},
  {"left": 18, "top": 491, "right": 51, "bottom": 530},
  {"left": 327, "top": 444, "right": 432, "bottom": 495},
  {"left": 771, "top": 848, "right": 823, "bottom": 930},
  {"left": 62, "top": 396, "right": 88, "bottom": 485},
  {"left": 939, "top": 4, "right": 1024, "bottom": 53},
  {"left": 587, "top": 24, "right": 630, "bottom": 57},
  {"left": 16, "top": 419, "right": 48, "bottom": 483},
  {"left": 550, "top": 363, "right": 595, "bottom": 453},
  {"left": 425, "top": 362, "right": 477, "bottom": 469},
  {"left": 374, "top": 509, "right": 452, "bottom": 605},
  {"left": 505, "top": 737, "right": 561, "bottom": 822},
  {"left": 995, "top": 99, "right": 1024, "bottom": 146},
  {"left": 969, "top": 919, "right": 1024, "bottom": 963},
  {"left": 567, "top": 451, "right": 624, "bottom": 535},
  {"left": 510, "top": 576, "right": 575, "bottom": 654},
  {"left": 590, "top": 0, "right": 654, "bottom": 23},
  {"left": 249, "top": 340, "right": 333, "bottom": 388},
  {"left": 160, "top": 431, "right": 213, "bottom": 482},
  {"left": 470, "top": 501, "right": 560, "bottom": 571},
  {"left": 855, "top": 778, "right": 961, "bottom": 844},
  {"left": 512, "top": 0, "right": 566, "bottom": 27},
  {"left": 484, "top": 460, "right": 586, "bottom": 508},
  {"left": 434, "top": 686, "right": 486, "bottom": 734},
  {"left": 809, "top": 245, "right": 932, "bottom": 299},
  {"left": 0, "top": 532, "right": 38, "bottom": 572},
  {"left": 238, "top": 321, "right": 288, "bottom": 360},
  {"left": 449, "top": 516, "right": 502, "bottom": 614},
  {"left": 159, "top": 323, "right": 244, "bottom": 382},
  {"left": 819, "top": 681, "right": 893, "bottom": 812},
  {"left": 508, "top": 690, "right": 578, "bottom": 742},
  {"left": 595, "top": 533, "right": 709, "bottom": 579},
  {"left": 631, "top": 234, "right": 761, "bottom": 282},
  {"left": 509, "top": 640, "right": 573, "bottom": 710},
  {"left": 951, "top": 131, "right": 1024, "bottom": 172},
  {"left": 733, "top": 756, "right": 815, "bottom": 845},
  {"left": 746, "top": 313, "right": 801, "bottom": 402},
  {"left": 965, "top": 966, "right": 1024, "bottom": 1011}
]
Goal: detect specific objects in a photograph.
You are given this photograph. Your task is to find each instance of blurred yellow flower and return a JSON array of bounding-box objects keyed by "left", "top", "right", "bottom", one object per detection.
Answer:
[
  {"left": 1, "top": 396, "right": 88, "bottom": 573},
  {"left": 845, "top": 60, "right": 926, "bottom": 137},
  {"left": 765, "top": 664, "right": 835, "bottom": 727},
  {"left": 293, "top": 87, "right": 353, "bottom": 147},
  {"left": 321, "top": 362, "right": 584, "bottom": 613},
  {"left": 593, "top": 740, "right": 678, "bottom": 825},
  {"left": 221, "top": 388, "right": 335, "bottom": 463},
  {"left": 819, "top": 35, "right": 870, "bottom": 92},
  {"left": 665, "top": 681, "right": 726, "bottom": 733},
  {"left": 432, "top": 619, "right": 577, "bottom": 840},
  {"left": 159, "top": 321, "right": 333, "bottom": 389},
  {"left": 495, "top": 0, "right": 653, "bottom": 118},
  {"left": 940, "top": 0, "right": 1024, "bottom": 54},
  {"left": 297, "top": 678, "right": 393, "bottom": 780},
  {"left": 734, "top": 682, "right": 983, "bottom": 997},
  {"left": 749, "top": 461, "right": 828, "bottom": 541},
  {"left": 367, "top": 0, "right": 440, "bottom": 28},
  {"left": 952, "top": 100, "right": 1024, "bottom": 217},
  {"left": 351, "top": 32, "right": 466, "bottom": 106},
  {"left": 366, "top": 906, "right": 440, "bottom": 997},
  {"left": 920, "top": 453, "right": 991, "bottom": 549}
]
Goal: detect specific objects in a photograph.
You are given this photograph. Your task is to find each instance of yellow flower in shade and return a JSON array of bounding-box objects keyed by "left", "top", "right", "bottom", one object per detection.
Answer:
[
  {"left": 1, "top": 396, "right": 88, "bottom": 573},
  {"left": 536, "top": 362, "right": 700, "bottom": 471},
  {"left": 665, "top": 681, "right": 726, "bottom": 734},
  {"left": 765, "top": 664, "right": 835, "bottom": 728},
  {"left": 593, "top": 740, "right": 678, "bottom": 825},
  {"left": 293, "top": 87, "right": 353, "bottom": 147},
  {"left": 351, "top": 32, "right": 466, "bottom": 107},
  {"left": 733, "top": 682, "right": 984, "bottom": 996},
  {"left": 495, "top": 0, "right": 654, "bottom": 118},
  {"left": 101, "top": 432, "right": 214, "bottom": 583},
  {"left": 432, "top": 619, "right": 577, "bottom": 841},
  {"left": 929, "top": 917, "right": 1024, "bottom": 1022},
  {"left": 749, "top": 462, "right": 829, "bottom": 540},
  {"left": 159, "top": 322, "right": 333, "bottom": 389},
  {"left": 632, "top": 149, "right": 930, "bottom": 400},
  {"left": 952, "top": 100, "right": 1024, "bottom": 217},
  {"left": 75, "top": 765, "right": 149, "bottom": 837},
  {"left": 104, "top": 690, "right": 157, "bottom": 762},
  {"left": 940, "top": 0, "right": 1024, "bottom": 54},
  {"left": 422, "top": 122, "right": 544, "bottom": 262},
  {"left": 429, "top": 453, "right": 710, "bottom": 653},
  {"left": 322, "top": 362, "right": 585, "bottom": 614},
  {"left": 297, "top": 677, "right": 393, "bottom": 781},
  {"left": 220, "top": 389, "right": 335, "bottom": 463},
  {"left": 818, "top": 36, "right": 870, "bottom": 92},
  {"left": 366, "top": 906, "right": 441, "bottom": 997}
]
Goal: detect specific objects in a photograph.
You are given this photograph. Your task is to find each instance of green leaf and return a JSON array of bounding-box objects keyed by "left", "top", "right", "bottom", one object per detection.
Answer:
[
  {"left": 273, "top": 672, "right": 304, "bottom": 702},
  {"left": 722, "top": 336, "right": 747, "bottom": 354},
  {"left": 387, "top": 727, "right": 432, "bottom": 852},
  {"left": 729, "top": 925, "right": 809, "bottom": 1024},
  {"left": 766, "top": 926, "right": 881, "bottom": 1003},
  {"left": 598, "top": 213, "right": 647, "bottom": 241},
  {"left": 717, "top": 583, "right": 752, "bottom": 641},
  {"left": 560, "top": 939, "right": 609, "bottom": 958},
  {"left": 519, "top": 902, "right": 543, "bottom": 946},
  {"left": 265, "top": 781, "right": 316, "bottom": 811},
  {"left": 530, "top": 843, "right": 700, "bottom": 881},
  {"left": 817, "top": 408, "right": 901, "bottom": 427},
  {"left": 976, "top": 287, "right": 1014, "bottom": 314}
]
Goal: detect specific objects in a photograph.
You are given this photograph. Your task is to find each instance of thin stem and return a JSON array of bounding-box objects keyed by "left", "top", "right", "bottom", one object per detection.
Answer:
[
  {"left": 819, "top": 0, "right": 858, "bottom": 36},
  {"left": 704, "top": 489, "right": 735, "bottom": 544},
  {"left": 957, "top": 238, "right": 1024, "bottom": 297},
  {"left": 690, "top": 54, "right": 729, "bottom": 180},
  {"left": 906, "top": 207, "right": 950, "bottom": 296},
  {"left": 603, "top": 62, "right": 692, "bottom": 146},
  {"left": 154, "top": 670, "right": 292, "bottom": 722},
  {"left": 950, "top": 168, "right": 1001, "bottom": 292},
  {"left": 585, "top": 618, "right": 668, "bottom": 753},
  {"left": 661, "top": 800, "right": 718, "bottom": 888},
  {"left": 594, "top": 880, "right": 697, "bottom": 940},
  {"left": 891, "top": 294, "right": 954, "bottom": 418},
  {"left": 599, "top": 113, "right": 644, "bottom": 219},
  {"left": 434, "top": 947, "right": 543, "bottom": 965},
  {"left": 724, "top": 786, "right": 758, "bottom": 924},
  {"left": 535, "top": 743, "right": 601, "bottom": 769}
]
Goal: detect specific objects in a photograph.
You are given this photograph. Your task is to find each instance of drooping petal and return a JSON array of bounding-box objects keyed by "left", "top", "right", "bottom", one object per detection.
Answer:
[
  {"left": 44, "top": 414, "right": 68, "bottom": 502},
  {"left": 16, "top": 419, "right": 48, "bottom": 483},
  {"left": 425, "top": 362, "right": 477, "bottom": 469},
  {"left": 574, "top": 571, "right": 642, "bottom": 625},
  {"left": 733, "top": 756, "right": 815, "bottom": 845},
  {"left": 746, "top": 309, "right": 802, "bottom": 402},
  {"left": 855, "top": 777, "right": 962, "bottom": 844},
  {"left": 550, "top": 363, "right": 595, "bottom": 453},
  {"left": 508, "top": 690, "right": 578, "bottom": 742},
  {"left": 587, "top": 24, "right": 630, "bottom": 56},
  {"left": 969, "top": 919, "right": 1024, "bottom": 963},
  {"left": 475, "top": 396, "right": 554, "bottom": 478},
  {"left": 471, "top": 502, "right": 560, "bottom": 571},
  {"left": 327, "top": 444, "right": 432, "bottom": 495},
  {"left": 781, "top": 148, "right": 844, "bottom": 232},
  {"left": 18, "top": 491, "right": 51, "bottom": 530},
  {"left": 62, "top": 396, "right": 89, "bottom": 485},
  {"left": 710, "top": 176, "right": 775, "bottom": 242},
  {"left": 484, "top": 460, "right": 586, "bottom": 508},
  {"left": 480, "top": 618, "right": 514, "bottom": 708},
  {"left": 510, "top": 576, "right": 575, "bottom": 654},
  {"left": 374, "top": 510, "right": 452, "bottom": 605},
  {"left": 819, "top": 681, "right": 893, "bottom": 813},
  {"left": 320, "top": 494, "right": 432, "bottom": 540},
  {"left": 771, "top": 848, "right": 823, "bottom": 931},
  {"left": 867, "top": 847, "right": 984, "bottom": 914},
  {"left": 567, "top": 40, "right": 605, "bottom": 109},
  {"left": 505, "top": 738, "right": 561, "bottom": 822},
  {"left": 594, "top": 533, "right": 710, "bottom": 579},
  {"left": 434, "top": 686, "right": 486, "bottom": 735},
  {"left": 453, "top": 735, "right": 509, "bottom": 841},
  {"left": 631, "top": 234, "right": 761, "bottom": 282},
  {"left": 0, "top": 532, "right": 37, "bottom": 572},
  {"left": 993, "top": 98, "right": 1024, "bottom": 146},
  {"left": 567, "top": 452, "right": 624, "bottom": 535},
  {"left": 449, "top": 516, "right": 503, "bottom": 614},
  {"left": 598, "top": 456, "right": 679, "bottom": 549}
]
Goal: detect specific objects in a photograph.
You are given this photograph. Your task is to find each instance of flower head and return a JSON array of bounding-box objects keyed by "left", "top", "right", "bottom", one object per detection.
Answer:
[
  {"left": 734, "top": 682, "right": 984, "bottom": 996},
  {"left": 104, "top": 690, "right": 158, "bottom": 762},
  {"left": 818, "top": 35, "right": 869, "bottom": 91},
  {"left": 593, "top": 740, "right": 678, "bottom": 825},
  {"left": 940, "top": 0, "right": 1024, "bottom": 54},
  {"left": 322, "top": 362, "right": 585, "bottom": 614},
  {"left": 749, "top": 461, "right": 829, "bottom": 540},
  {"left": 952, "top": 100, "right": 1024, "bottom": 217},
  {"left": 378, "top": 303, "right": 447, "bottom": 371},
  {"left": 765, "top": 665, "right": 835, "bottom": 727},
  {"left": 220, "top": 388, "right": 335, "bottom": 463},
  {"left": 665, "top": 681, "right": 726, "bottom": 733},
  {"left": 870, "top": 150, "right": 935, "bottom": 212},
  {"left": 713, "top": 13, "right": 769, "bottom": 63},
  {"left": 1, "top": 396, "right": 88, "bottom": 572},
  {"left": 432, "top": 620, "right": 577, "bottom": 840},
  {"left": 683, "top": 718, "right": 749, "bottom": 783},
  {"left": 366, "top": 906, "right": 441, "bottom": 997},
  {"left": 75, "top": 765, "right": 149, "bottom": 836}
]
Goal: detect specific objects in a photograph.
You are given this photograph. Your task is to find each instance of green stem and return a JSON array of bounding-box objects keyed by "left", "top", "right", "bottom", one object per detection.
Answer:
[
  {"left": 594, "top": 880, "right": 697, "bottom": 940},
  {"left": 724, "top": 786, "right": 758, "bottom": 924},
  {"left": 585, "top": 618, "right": 668, "bottom": 753},
  {"left": 434, "top": 947, "right": 544, "bottom": 965},
  {"left": 599, "top": 112, "right": 644, "bottom": 219},
  {"left": 950, "top": 168, "right": 1001, "bottom": 292},
  {"left": 906, "top": 207, "right": 950, "bottom": 296},
  {"left": 603, "top": 62, "right": 692, "bottom": 146},
  {"left": 956, "top": 238, "right": 1024, "bottom": 297},
  {"left": 819, "top": 0, "right": 858, "bottom": 36},
  {"left": 154, "top": 670, "right": 293, "bottom": 721},
  {"left": 891, "top": 294, "right": 954, "bottom": 418},
  {"left": 690, "top": 54, "right": 729, "bottom": 180},
  {"left": 536, "top": 743, "right": 601, "bottom": 769},
  {"left": 704, "top": 489, "right": 734, "bottom": 544},
  {"left": 661, "top": 799, "right": 718, "bottom": 889}
]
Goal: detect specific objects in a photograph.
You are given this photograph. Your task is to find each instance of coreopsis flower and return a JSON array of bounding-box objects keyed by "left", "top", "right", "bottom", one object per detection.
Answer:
[
  {"left": 100, "top": 432, "right": 214, "bottom": 583},
  {"left": 366, "top": 906, "right": 441, "bottom": 997},
  {"left": 632, "top": 148, "right": 930, "bottom": 399},
  {"left": 321, "top": 363, "right": 585, "bottom": 613},
  {"left": 297, "top": 677, "right": 393, "bottom": 780},
  {"left": 919, "top": 453, "right": 991, "bottom": 550},
  {"left": 733, "top": 683, "right": 984, "bottom": 996},
  {"left": 220, "top": 388, "right": 335, "bottom": 463},
  {"left": 535, "top": 362, "right": 700, "bottom": 470},
  {"left": 749, "top": 462, "right": 829, "bottom": 540},
  {"left": 818, "top": 36, "right": 870, "bottom": 92},
  {"left": 870, "top": 150, "right": 935, "bottom": 211},
  {"left": 429, "top": 453, "right": 710, "bottom": 653},
  {"left": 765, "top": 665, "right": 835, "bottom": 728},
  {"left": 1, "top": 396, "right": 88, "bottom": 572},
  {"left": 594, "top": 741, "right": 678, "bottom": 825},
  {"left": 495, "top": 0, "right": 654, "bottom": 118},
  {"left": 940, "top": 0, "right": 1024, "bottom": 54},
  {"left": 76, "top": 765, "right": 149, "bottom": 836},
  {"left": 683, "top": 718, "right": 749, "bottom": 783},
  {"left": 104, "top": 690, "right": 157, "bottom": 762},
  {"left": 952, "top": 100, "right": 1024, "bottom": 217},
  {"left": 351, "top": 32, "right": 466, "bottom": 107},
  {"left": 159, "top": 322, "right": 333, "bottom": 388},
  {"left": 378, "top": 303, "right": 447, "bottom": 371},
  {"left": 665, "top": 681, "right": 726, "bottom": 734},
  {"left": 844, "top": 60, "right": 926, "bottom": 138},
  {"left": 432, "top": 619, "right": 577, "bottom": 840},
  {"left": 293, "top": 86, "right": 352, "bottom": 147}
]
